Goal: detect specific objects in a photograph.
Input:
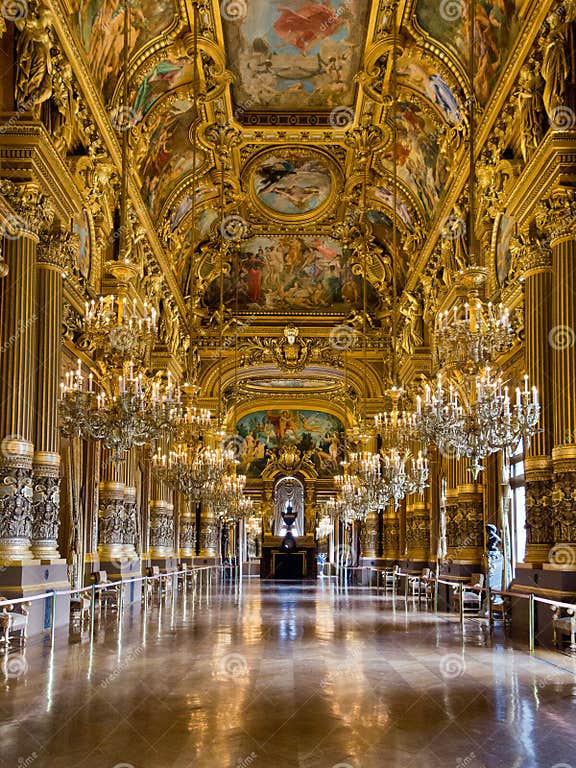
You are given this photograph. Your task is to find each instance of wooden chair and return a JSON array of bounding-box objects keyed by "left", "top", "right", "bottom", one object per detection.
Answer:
[
  {"left": 409, "top": 567, "right": 432, "bottom": 598},
  {"left": 0, "top": 597, "right": 30, "bottom": 647},
  {"left": 93, "top": 571, "right": 118, "bottom": 611},
  {"left": 451, "top": 574, "right": 484, "bottom": 613},
  {"left": 553, "top": 607, "right": 576, "bottom": 652}
]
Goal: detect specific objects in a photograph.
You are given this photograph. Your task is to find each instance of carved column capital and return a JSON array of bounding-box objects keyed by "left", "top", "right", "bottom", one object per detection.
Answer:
[
  {"left": 37, "top": 226, "right": 79, "bottom": 271},
  {"left": 0, "top": 181, "right": 54, "bottom": 239},
  {"left": 536, "top": 189, "right": 576, "bottom": 245}
]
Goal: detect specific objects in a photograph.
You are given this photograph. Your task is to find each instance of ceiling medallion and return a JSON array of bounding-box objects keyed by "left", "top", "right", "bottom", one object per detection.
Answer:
[{"left": 243, "top": 146, "right": 341, "bottom": 223}]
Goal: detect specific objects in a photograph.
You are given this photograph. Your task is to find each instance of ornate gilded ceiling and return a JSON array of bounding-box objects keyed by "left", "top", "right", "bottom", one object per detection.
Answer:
[{"left": 38, "top": 0, "right": 545, "bottom": 427}]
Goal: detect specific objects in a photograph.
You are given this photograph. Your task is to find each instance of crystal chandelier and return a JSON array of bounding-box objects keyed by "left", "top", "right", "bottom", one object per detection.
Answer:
[
  {"left": 60, "top": 360, "right": 179, "bottom": 461},
  {"left": 414, "top": 374, "right": 465, "bottom": 455},
  {"left": 84, "top": 294, "right": 157, "bottom": 365},
  {"left": 334, "top": 469, "right": 368, "bottom": 522},
  {"left": 206, "top": 471, "right": 249, "bottom": 521},
  {"left": 434, "top": 271, "right": 513, "bottom": 371},
  {"left": 316, "top": 514, "right": 334, "bottom": 540},
  {"left": 152, "top": 443, "right": 237, "bottom": 499},
  {"left": 380, "top": 448, "right": 429, "bottom": 509},
  {"left": 374, "top": 386, "right": 418, "bottom": 450},
  {"left": 347, "top": 451, "right": 386, "bottom": 512}
]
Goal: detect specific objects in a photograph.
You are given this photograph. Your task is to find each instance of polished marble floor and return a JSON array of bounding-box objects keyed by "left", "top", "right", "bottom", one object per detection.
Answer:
[{"left": 1, "top": 578, "right": 576, "bottom": 768}]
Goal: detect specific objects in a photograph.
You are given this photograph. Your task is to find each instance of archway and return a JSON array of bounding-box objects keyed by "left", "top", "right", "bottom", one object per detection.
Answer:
[{"left": 273, "top": 476, "right": 305, "bottom": 537}]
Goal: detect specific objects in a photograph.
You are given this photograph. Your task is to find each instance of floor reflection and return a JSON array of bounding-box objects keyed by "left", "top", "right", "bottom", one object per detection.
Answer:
[{"left": 0, "top": 580, "right": 575, "bottom": 768}]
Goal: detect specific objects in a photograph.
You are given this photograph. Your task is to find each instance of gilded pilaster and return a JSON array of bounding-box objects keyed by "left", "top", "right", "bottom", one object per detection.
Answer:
[
  {"left": 548, "top": 194, "right": 576, "bottom": 564},
  {"left": 382, "top": 503, "right": 400, "bottom": 562},
  {"left": 360, "top": 509, "right": 379, "bottom": 559},
  {"left": 149, "top": 477, "right": 175, "bottom": 558},
  {"left": 520, "top": 241, "right": 555, "bottom": 563},
  {"left": 98, "top": 451, "right": 126, "bottom": 561},
  {"left": 121, "top": 451, "right": 138, "bottom": 559},
  {"left": 198, "top": 502, "right": 219, "bottom": 558},
  {"left": 0, "top": 182, "right": 52, "bottom": 563},
  {"left": 31, "top": 227, "right": 73, "bottom": 561}
]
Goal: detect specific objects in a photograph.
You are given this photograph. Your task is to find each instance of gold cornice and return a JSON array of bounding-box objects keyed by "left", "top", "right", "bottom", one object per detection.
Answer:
[
  {"left": 0, "top": 123, "right": 82, "bottom": 220},
  {"left": 405, "top": 0, "right": 557, "bottom": 294},
  {"left": 49, "top": 0, "right": 188, "bottom": 326}
]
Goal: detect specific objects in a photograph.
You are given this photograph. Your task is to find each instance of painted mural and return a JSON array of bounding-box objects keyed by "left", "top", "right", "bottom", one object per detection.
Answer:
[
  {"left": 415, "top": 0, "right": 521, "bottom": 104},
  {"left": 130, "top": 57, "right": 198, "bottom": 125},
  {"left": 371, "top": 185, "right": 415, "bottom": 231},
  {"left": 174, "top": 206, "right": 218, "bottom": 297},
  {"left": 205, "top": 235, "right": 377, "bottom": 312},
  {"left": 378, "top": 101, "right": 448, "bottom": 217},
  {"left": 251, "top": 150, "right": 333, "bottom": 217},
  {"left": 235, "top": 409, "right": 345, "bottom": 478},
  {"left": 222, "top": 0, "right": 370, "bottom": 111},
  {"left": 71, "top": 0, "right": 178, "bottom": 100},
  {"left": 138, "top": 99, "right": 204, "bottom": 216},
  {"left": 397, "top": 51, "right": 462, "bottom": 125}
]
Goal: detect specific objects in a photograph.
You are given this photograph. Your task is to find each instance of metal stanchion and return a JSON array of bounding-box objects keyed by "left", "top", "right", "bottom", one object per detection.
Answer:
[
  {"left": 117, "top": 582, "right": 124, "bottom": 625},
  {"left": 50, "top": 591, "right": 57, "bottom": 647},
  {"left": 404, "top": 573, "right": 409, "bottom": 601},
  {"left": 392, "top": 571, "right": 397, "bottom": 600},
  {"left": 434, "top": 577, "right": 439, "bottom": 614},
  {"left": 529, "top": 592, "right": 535, "bottom": 653},
  {"left": 90, "top": 584, "right": 96, "bottom": 643},
  {"left": 459, "top": 583, "right": 464, "bottom": 628},
  {"left": 143, "top": 576, "right": 148, "bottom": 619},
  {"left": 487, "top": 586, "right": 493, "bottom": 631}
]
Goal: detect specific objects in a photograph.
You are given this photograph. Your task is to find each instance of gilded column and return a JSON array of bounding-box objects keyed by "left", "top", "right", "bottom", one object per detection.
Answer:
[
  {"left": 31, "top": 227, "right": 74, "bottom": 561},
  {"left": 98, "top": 450, "right": 125, "bottom": 562},
  {"left": 0, "top": 182, "right": 53, "bottom": 563},
  {"left": 382, "top": 502, "right": 400, "bottom": 562},
  {"left": 198, "top": 501, "right": 219, "bottom": 558},
  {"left": 360, "top": 510, "right": 379, "bottom": 559},
  {"left": 518, "top": 240, "right": 554, "bottom": 563},
  {"left": 121, "top": 450, "right": 138, "bottom": 560},
  {"left": 179, "top": 497, "right": 196, "bottom": 558},
  {"left": 453, "top": 458, "right": 484, "bottom": 565},
  {"left": 444, "top": 455, "right": 459, "bottom": 558},
  {"left": 405, "top": 491, "right": 430, "bottom": 565},
  {"left": 149, "top": 477, "right": 175, "bottom": 559},
  {"left": 548, "top": 196, "right": 576, "bottom": 563}
]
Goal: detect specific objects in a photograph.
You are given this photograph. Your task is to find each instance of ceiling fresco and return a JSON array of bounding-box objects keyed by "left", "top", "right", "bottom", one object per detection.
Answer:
[
  {"left": 247, "top": 147, "right": 337, "bottom": 220},
  {"left": 221, "top": 0, "right": 372, "bottom": 112},
  {"left": 204, "top": 235, "right": 380, "bottom": 313},
  {"left": 414, "top": 0, "right": 523, "bottom": 104},
  {"left": 71, "top": 0, "right": 180, "bottom": 100},
  {"left": 235, "top": 409, "right": 345, "bottom": 478}
]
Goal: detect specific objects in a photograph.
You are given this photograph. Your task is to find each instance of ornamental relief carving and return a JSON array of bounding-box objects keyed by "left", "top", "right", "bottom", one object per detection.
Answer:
[
  {"left": 0, "top": 468, "right": 34, "bottom": 540},
  {"left": 525, "top": 479, "right": 555, "bottom": 545},
  {"left": 32, "top": 475, "right": 60, "bottom": 542},
  {"left": 99, "top": 500, "right": 126, "bottom": 545}
]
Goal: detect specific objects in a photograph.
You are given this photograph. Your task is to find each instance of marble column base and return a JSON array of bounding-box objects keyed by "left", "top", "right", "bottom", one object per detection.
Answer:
[{"left": 0, "top": 563, "right": 70, "bottom": 636}]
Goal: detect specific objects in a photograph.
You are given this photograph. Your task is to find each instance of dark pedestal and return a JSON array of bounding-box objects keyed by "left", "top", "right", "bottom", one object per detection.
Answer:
[{"left": 261, "top": 535, "right": 316, "bottom": 580}]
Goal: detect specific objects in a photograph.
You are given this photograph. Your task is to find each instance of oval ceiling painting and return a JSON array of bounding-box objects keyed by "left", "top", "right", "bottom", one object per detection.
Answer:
[{"left": 248, "top": 148, "right": 335, "bottom": 220}]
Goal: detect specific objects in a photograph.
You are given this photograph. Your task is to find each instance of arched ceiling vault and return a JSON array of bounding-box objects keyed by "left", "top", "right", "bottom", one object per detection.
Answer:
[{"left": 62, "top": 0, "right": 542, "bottom": 410}]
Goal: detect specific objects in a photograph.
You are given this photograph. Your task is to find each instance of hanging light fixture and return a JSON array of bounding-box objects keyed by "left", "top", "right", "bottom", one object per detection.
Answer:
[
  {"left": 59, "top": 0, "right": 179, "bottom": 462},
  {"left": 417, "top": 0, "right": 540, "bottom": 477}
]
